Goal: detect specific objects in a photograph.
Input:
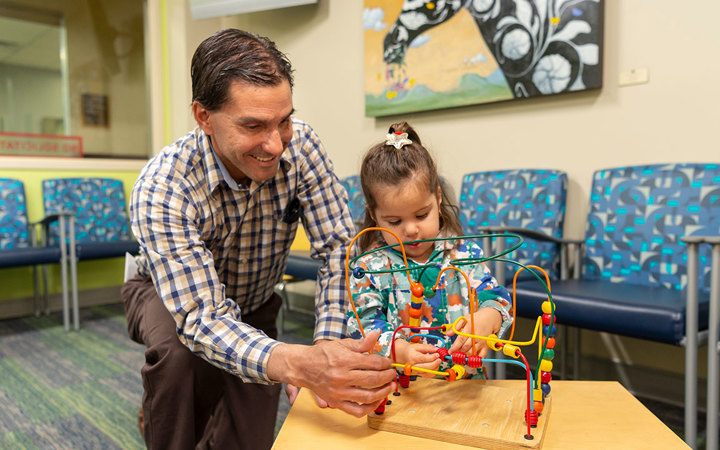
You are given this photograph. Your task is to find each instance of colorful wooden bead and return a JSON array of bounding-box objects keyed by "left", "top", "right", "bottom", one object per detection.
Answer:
[
  {"left": 545, "top": 336, "right": 556, "bottom": 349},
  {"left": 539, "top": 359, "right": 553, "bottom": 372},
  {"left": 533, "top": 388, "right": 543, "bottom": 402},
  {"left": 410, "top": 282, "right": 424, "bottom": 298},
  {"left": 451, "top": 364, "right": 466, "bottom": 379},
  {"left": 542, "top": 313, "right": 553, "bottom": 325},
  {"left": 502, "top": 343, "right": 520, "bottom": 358},
  {"left": 352, "top": 266, "right": 364, "bottom": 279},
  {"left": 486, "top": 333, "right": 502, "bottom": 351},
  {"left": 541, "top": 301, "right": 552, "bottom": 314},
  {"left": 445, "top": 368, "right": 457, "bottom": 382},
  {"left": 534, "top": 400, "right": 544, "bottom": 413},
  {"left": 540, "top": 371, "right": 552, "bottom": 384},
  {"left": 542, "top": 325, "right": 557, "bottom": 337},
  {"left": 467, "top": 354, "right": 483, "bottom": 368},
  {"left": 541, "top": 383, "right": 551, "bottom": 396},
  {"left": 403, "top": 362, "right": 413, "bottom": 376},
  {"left": 542, "top": 349, "right": 555, "bottom": 361}
]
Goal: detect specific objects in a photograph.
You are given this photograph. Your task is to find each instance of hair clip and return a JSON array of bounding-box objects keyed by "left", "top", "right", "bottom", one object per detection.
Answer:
[{"left": 385, "top": 131, "right": 412, "bottom": 149}]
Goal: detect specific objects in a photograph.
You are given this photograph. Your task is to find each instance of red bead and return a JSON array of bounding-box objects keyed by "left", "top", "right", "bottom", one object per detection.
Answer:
[
  {"left": 374, "top": 401, "right": 386, "bottom": 414},
  {"left": 452, "top": 351, "right": 467, "bottom": 365},
  {"left": 436, "top": 347, "right": 449, "bottom": 359},
  {"left": 542, "top": 313, "right": 552, "bottom": 325},
  {"left": 540, "top": 371, "right": 552, "bottom": 384},
  {"left": 467, "top": 355, "right": 483, "bottom": 368},
  {"left": 525, "top": 409, "right": 539, "bottom": 427},
  {"left": 399, "top": 373, "right": 410, "bottom": 388}
]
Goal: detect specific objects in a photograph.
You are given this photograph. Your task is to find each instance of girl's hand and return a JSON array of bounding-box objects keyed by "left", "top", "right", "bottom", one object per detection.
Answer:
[
  {"left": 394, "top": 339, "right": 441, "bottom": 377},
  {"left": 447, "top": 307, "right": 502, "bottom": 358}
]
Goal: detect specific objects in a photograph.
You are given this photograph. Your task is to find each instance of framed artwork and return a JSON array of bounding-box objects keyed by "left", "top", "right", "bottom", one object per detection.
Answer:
[{"left": 364, "top": 0, "right": 604, "bottom": 117}]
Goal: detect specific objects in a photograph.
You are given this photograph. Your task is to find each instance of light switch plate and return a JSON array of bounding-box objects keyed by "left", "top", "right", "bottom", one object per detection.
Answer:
[{"left": 619, "top": 68, "right": 649, "bottom": 86}]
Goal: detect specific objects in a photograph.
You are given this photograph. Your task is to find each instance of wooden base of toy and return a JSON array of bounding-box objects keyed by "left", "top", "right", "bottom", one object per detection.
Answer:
[{"left": 367, "top": 378, "right": 551, "bottom": 449}]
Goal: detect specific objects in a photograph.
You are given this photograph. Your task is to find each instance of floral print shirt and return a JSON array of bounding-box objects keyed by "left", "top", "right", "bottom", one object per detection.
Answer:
[{"left": 347, "top": 237, "right": 512, "bottom": 377}]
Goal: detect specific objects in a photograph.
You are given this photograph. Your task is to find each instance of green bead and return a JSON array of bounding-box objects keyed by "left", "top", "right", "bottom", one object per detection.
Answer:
[{"left": 542, "top": 349, "right": 555, "bottom": 361}]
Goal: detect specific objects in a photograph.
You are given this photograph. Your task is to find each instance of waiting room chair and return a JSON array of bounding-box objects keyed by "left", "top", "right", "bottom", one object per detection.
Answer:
[
  {"left": 458, "top": 169, "right": 568, "bottom": 285},
  {"left": 510, "top": 163, "right": 720, "bottom": 448},
  {"left": 340, "top": 175, "right": 365, "bottom": 230},
  {"left": 42, "top": 177, "right": 139, "bottom": 329},
  {"left": 0, "top": 178, "right": 71, "bottom": 328}
]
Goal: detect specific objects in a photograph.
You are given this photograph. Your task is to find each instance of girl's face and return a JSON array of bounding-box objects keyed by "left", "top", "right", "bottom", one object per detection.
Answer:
[{"left": 370, "top": 179, "right": 442, "bottom": 263}]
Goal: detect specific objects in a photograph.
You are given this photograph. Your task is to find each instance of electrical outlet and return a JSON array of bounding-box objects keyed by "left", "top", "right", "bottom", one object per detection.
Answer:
[{"left": 619, "top": 68, "right": 649, "bottom": 87}]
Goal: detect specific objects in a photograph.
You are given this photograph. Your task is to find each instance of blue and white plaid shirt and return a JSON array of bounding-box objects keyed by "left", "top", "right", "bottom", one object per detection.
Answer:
[{"left": 131, "top": 119, "right": 354, "bottom": 383}]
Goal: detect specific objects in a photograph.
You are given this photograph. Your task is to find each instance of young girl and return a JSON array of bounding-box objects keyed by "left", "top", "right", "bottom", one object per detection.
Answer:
[{"left": 347, "top": 121, "right": 512, "bottom": 378}]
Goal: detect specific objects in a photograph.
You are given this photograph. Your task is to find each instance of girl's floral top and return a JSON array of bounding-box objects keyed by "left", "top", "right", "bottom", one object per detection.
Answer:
[{"left": 347, "top": 237, "right": 512, "bottom": 378}]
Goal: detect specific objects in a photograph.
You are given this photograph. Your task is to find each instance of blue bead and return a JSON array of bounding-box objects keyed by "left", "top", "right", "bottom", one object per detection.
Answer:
[
  {"left": 542, "top": 325, "right": 557, "bottom": 337},
  {"left": 352, "top": 266, "right": 364, "bottom": 279},
  {"left": 541, "top": 383, "right": 551, "bottom": 396}
]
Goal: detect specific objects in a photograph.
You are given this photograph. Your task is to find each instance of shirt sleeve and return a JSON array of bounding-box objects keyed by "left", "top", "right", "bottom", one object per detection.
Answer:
[
  {"left": 293, "top": 123, "right": 356, "bottom": 342},
  {"left": 466, "top": 242, "right": 514, "bottom": 338},
  {"left": 347, "top": 260, "right": 399, "bottom": 359},
  {"left": 131, "top": 174, "right": 279, "bottom": 384}
]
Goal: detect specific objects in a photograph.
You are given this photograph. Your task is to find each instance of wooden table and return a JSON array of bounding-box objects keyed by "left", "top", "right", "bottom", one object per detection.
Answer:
[{"left": 273, "top": 380, "right": 689, "bottom": 449}]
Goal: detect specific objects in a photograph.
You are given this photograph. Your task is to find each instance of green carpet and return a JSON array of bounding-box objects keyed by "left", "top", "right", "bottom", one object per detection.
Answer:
[
  {"left": 0, "top": 305, "right": 145, "bottom": 449},
  {"left": 0, "top": 303, "right": 317, "bottom": 449}
]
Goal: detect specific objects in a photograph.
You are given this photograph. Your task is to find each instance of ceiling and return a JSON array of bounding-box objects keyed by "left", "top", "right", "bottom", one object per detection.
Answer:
[{"left": 0, "top": 15, "right": 61, "bottom": 71}]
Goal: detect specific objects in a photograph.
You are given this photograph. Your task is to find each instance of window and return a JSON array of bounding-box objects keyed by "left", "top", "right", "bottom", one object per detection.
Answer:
[{"left": 0, "top": 1, "right": 148, "bottom": 158}]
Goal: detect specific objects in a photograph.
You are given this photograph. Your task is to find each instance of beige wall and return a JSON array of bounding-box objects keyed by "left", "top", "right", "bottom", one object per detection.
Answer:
[
  {"left": 153, "top": 0, "right": 719, "bottom": 242},
  {"left": 145, "top": 0, "right": 719, "bottom": 375}
]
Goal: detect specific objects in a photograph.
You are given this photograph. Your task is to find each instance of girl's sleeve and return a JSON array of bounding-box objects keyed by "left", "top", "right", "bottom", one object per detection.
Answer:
[
  {"left": 466, "top": 243, "right": 513, "bottom": 338},
  {"left": 347, "top": 260, "right": 399, "bottom": 359}
]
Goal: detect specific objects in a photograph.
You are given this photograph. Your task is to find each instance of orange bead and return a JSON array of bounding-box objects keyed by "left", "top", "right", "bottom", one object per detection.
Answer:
[
  {"left": 410, "top": 282, "right": 424, "bottom": 298},
  {"left": 404, "top": 362, "right": 413, "bottom": 376},
  {"left": 545, "top": 337, "right": 556, "bottom": 349},
  {"left": 534, "top": 401, "right": 544, "bottom": 413},
  {"left": 445, "top": 368, "right": 457, "bottom": 382},
  {"left": 409, "top": 307, "right": 423, "bottom": 319}
]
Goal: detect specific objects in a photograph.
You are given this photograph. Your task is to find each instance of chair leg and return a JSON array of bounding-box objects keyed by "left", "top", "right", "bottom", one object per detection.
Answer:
[
  {"left": 599, "top": 332, "right": 633, "bottom": 390},
  {"left": 42, "top": 264, "right": 50, "bottom": 315},
  {"left": 32, "top": 265, "right": 40, "bottom": 317},
  {"left": 705, "top": 243, "right": 720, "bottom": 450},
  {"left": 685, "top": 242, "right": 700, "bottom": 449},
  {"left": 68, "top": 216, "right": 79, "bottom": 330},
  {"left": 572, "top": 327, "right": 581, "bottom": 379},
  {"left": 58, "top": 215, "right": 70, "bottom": 331}
]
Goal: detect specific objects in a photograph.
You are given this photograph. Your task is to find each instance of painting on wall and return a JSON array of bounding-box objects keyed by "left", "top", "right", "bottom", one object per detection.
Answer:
[{"left": 364, "top": 0, "right": 604, "bottom": 117}]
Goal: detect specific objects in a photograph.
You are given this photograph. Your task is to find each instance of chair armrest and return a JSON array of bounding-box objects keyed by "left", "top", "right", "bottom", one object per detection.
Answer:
[{"left": 681, "top": 236, "right": 720, "bottom": 245}]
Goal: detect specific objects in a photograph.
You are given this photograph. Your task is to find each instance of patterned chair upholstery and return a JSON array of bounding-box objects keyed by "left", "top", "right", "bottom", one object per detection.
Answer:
[
  {"left": 42, "top": 178, "right": 139, "bottom": 329},
  {"left": 340, "top": 175, "right": 366, "bottom": 230},
  {"left": 0, "top": 178, "right": 70, "bottom": 325},
  {"left": 458, "top": 169, "right": 568, "bottom": 282},
  {"left": 513, "top": 163, "right": 720, "bottom": 446}
]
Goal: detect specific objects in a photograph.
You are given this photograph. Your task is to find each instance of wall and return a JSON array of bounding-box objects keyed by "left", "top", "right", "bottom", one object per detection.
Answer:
[{"left": 152, "top": 0, "right": 719, "bottom": 377}]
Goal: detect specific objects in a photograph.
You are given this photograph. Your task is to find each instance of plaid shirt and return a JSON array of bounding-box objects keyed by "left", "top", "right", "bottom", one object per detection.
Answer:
[{"left": 131, "top": 119, "right": 354, "bottom": 383}]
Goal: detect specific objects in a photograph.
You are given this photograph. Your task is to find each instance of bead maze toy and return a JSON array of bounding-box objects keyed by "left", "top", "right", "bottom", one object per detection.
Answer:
[{"left": 345, "top": 228, "right": 557, "bottom": 449}]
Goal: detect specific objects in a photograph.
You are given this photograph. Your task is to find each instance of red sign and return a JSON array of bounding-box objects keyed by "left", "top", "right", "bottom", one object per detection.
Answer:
[{"left": 0, "top": 132, "right": 83, "bottom": 157}]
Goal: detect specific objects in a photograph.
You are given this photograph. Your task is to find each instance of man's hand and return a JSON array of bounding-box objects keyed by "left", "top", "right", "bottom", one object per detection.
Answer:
[{"left": 268, "top": 331, "right": 396, "bottom": 417}]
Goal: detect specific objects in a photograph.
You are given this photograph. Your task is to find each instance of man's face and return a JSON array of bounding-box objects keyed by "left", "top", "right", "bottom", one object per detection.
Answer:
[{"left": 194, "top": 79, "right": 294, "bottom": 183}]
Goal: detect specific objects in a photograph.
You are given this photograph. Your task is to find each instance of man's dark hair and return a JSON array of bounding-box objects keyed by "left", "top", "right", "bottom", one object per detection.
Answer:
[{"left": 191, "top": 29, "right": 294, "bottom": 111}]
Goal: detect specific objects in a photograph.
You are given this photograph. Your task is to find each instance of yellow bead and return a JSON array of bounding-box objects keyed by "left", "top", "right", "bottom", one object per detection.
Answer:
[
  {"left": 502, "top": 344, "right": 520, "bottom": 358},
  {"left": 541, "top": 301, "right": 552, "bottom": 314},
  {"left": 486, "top": 334, "right": 502, "bottom": 351},
  {"left": 533, "top": 388, "right": 543, "bottom": 402},
  {"left": 539, "top": 359, "right": 553, "bottom": 372},
  {"left": 452, "top": 364, "right": 466, "bottom": 379}
]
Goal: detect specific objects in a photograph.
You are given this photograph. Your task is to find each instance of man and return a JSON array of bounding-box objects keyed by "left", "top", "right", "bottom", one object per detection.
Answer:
[{"left": 122, "top": 29, "right": 395, "bottom": 449}]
